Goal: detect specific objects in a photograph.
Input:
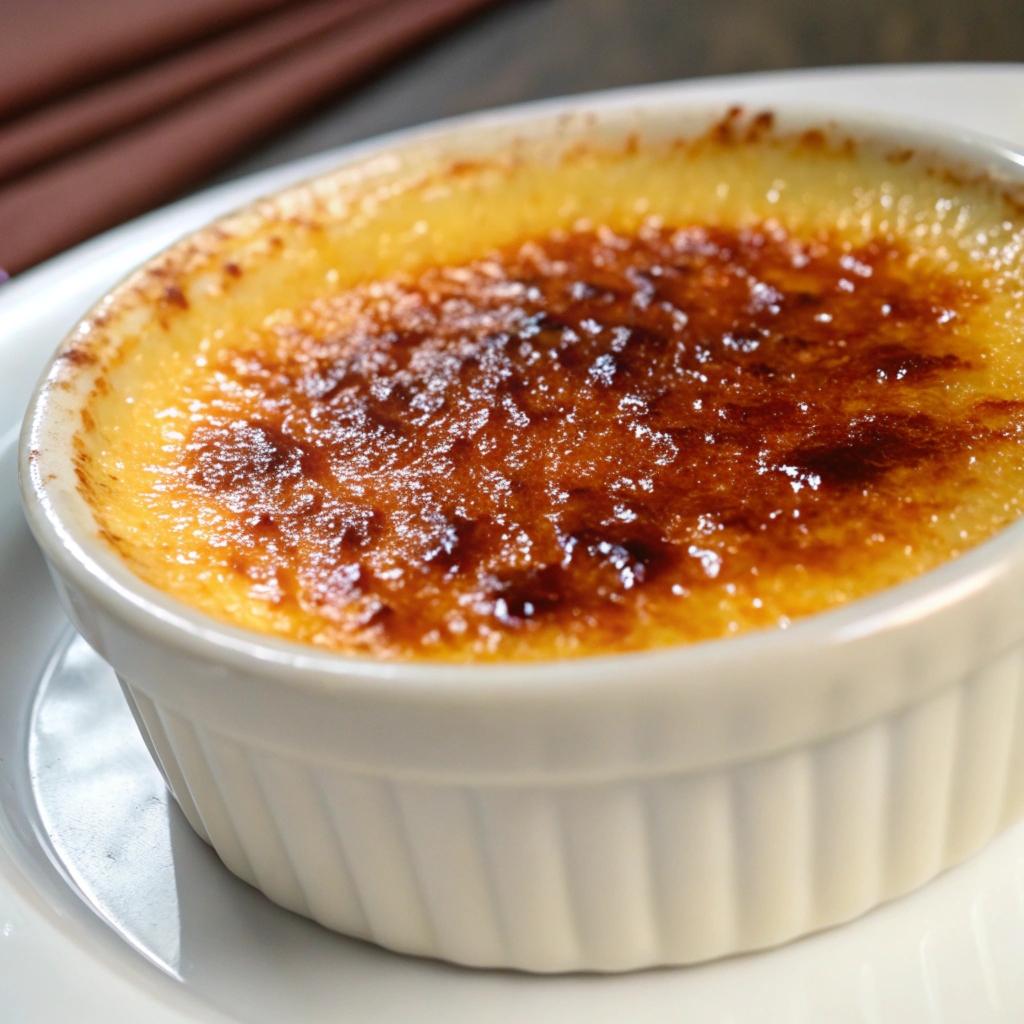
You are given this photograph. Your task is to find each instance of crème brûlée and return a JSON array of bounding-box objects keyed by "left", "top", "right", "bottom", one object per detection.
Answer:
[{"left": 68, "top": 114, "right": 1024, "bottom": 661}]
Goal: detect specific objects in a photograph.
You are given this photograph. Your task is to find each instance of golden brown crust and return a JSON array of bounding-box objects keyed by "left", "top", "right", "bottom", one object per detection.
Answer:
[
  {"left": 154, "top": 220, "right": 1008, "bottom": 658},
  {"left": 64, "top": 111, "right": 1024, "bottom": 659}
]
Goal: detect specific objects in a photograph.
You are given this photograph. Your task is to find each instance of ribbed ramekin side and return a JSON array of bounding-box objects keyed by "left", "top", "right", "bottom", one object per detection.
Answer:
[
  {"left": 999, "top": 650, "right": 1024, "bottom": 827},
  {"left": 940, "top": 648, "right": 1021, "bottom": 865},
  {"left": 117, "top": 681, "right": 212, "bottom": 846},
  {"left": 119, "top": 643, "right": 1024, "bottom": 972}
]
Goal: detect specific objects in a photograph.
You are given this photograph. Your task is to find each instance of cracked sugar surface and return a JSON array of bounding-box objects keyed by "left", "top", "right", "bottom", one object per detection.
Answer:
[{"left": 73, "top": 131, "right": 1024, "bottom": 660}]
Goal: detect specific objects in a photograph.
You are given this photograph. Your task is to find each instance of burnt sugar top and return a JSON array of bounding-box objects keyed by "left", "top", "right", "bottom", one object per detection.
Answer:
[
  {"left": 150, "top": 222, "right": 1021, "bottom": 657},
  {"left": 70, "top": 129, "right": 1024, "bottom": 661}
]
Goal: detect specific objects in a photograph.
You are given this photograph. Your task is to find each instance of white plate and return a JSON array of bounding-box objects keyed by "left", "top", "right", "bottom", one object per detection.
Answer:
[{"left": 4, "top": 64, "right": 1024, "bottom": 1024}]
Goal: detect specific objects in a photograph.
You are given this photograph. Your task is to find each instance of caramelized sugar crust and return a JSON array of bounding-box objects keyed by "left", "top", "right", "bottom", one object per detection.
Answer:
[{"left": 166, "top": 221, "right": 1017, "bottom": 657}]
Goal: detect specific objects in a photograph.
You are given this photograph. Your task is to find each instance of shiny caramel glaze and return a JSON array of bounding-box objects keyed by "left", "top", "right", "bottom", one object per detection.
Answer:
[
  {"left": 70, "top": 126, "right": 1024, "bottom": 660},
  {"left": 161, "top": 221, "right": 1016, "bottom": 657}
]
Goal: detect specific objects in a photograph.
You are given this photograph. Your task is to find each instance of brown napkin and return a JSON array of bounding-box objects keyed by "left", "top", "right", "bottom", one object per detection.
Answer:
[{"left": 0, "top": 0, "right": 498, "bottom": 275}]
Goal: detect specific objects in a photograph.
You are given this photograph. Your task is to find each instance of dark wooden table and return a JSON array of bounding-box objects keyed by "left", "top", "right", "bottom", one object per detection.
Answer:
[{"left": 227, "top": 0, "right": 1024, "bottom": 179}]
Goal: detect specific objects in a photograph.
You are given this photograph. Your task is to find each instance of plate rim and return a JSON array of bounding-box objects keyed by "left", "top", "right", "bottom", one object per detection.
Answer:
[{"left": 4, "top": 62, "right": 1024, "bottom": 1023}]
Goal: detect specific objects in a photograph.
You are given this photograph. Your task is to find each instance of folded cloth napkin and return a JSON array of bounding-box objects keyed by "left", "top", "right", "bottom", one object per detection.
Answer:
[{"left": 0, "top": 0, "right": 498, "bottom": 275}]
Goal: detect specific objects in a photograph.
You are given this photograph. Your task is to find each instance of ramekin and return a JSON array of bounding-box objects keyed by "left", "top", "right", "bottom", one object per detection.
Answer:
[{"left": 19, "top": 96, "right": 1024, "bottom": 972}]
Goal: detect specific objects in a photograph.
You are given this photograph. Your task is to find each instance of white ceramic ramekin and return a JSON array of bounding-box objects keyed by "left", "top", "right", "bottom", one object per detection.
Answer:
[{"left": 19, "top": 97, "right": 1024, "bottom": 972}]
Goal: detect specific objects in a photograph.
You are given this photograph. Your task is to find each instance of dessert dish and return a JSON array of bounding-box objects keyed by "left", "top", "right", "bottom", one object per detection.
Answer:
[
  {"left": 68, "top": 111, "right": 1024, "bottom": 662},
  {"left": 20, "top": 103, "right": 1024, "bottom": 971}
]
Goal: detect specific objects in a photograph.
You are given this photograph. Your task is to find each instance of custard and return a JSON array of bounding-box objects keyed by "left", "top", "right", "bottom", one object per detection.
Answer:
[{"left": 70, "top": 116, "right": 1024, "bottom": 660}]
